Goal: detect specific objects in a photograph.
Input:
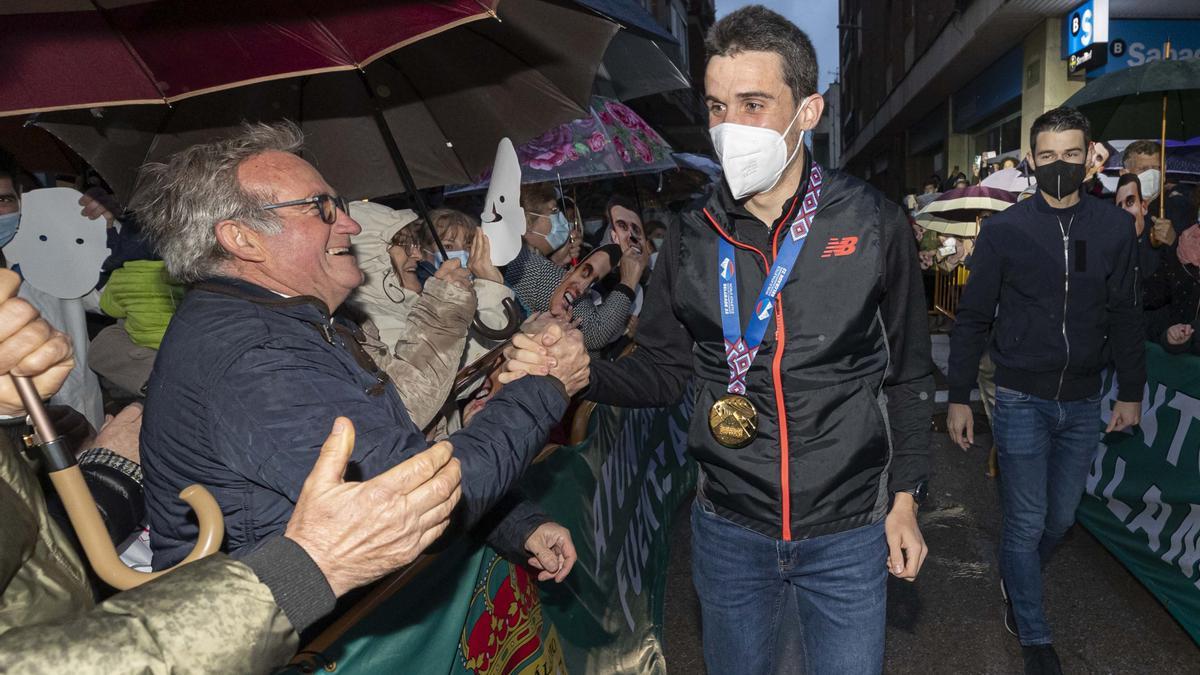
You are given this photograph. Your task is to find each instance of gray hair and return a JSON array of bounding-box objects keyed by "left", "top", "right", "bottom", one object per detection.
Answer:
[
  {"left": 131, "top": 121, "right": 305, "bottom": 282},
  {"left": 705, "top": 5, "right": 818, "bottom": 106}
]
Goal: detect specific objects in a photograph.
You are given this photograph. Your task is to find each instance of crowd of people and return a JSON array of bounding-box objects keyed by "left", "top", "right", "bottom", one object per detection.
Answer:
[
  {"left": 906, "top": 127, "right": 1200, "bottom": 358},
  {"left": 1, "top": 3, "right": 1196, "bottom": 675}
]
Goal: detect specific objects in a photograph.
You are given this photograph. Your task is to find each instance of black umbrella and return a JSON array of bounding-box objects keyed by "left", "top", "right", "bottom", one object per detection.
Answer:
[
  {"left": 1063, "top": 57, "right": 1200, "bottom": 141},
  {"left": 37, "top": 0, "right": 619, "bottom": 338},
  {"left": 35, "top": 0, "right": 617, "bottom": 204}
]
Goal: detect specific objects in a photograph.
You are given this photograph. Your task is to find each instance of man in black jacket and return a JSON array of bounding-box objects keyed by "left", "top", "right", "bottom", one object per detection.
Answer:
[
  {"left": 947, "top": 107, "right": 1145, "bottom": 675},
  {"left": 505, "top": 6, "right": 934, "bottom": 673}
]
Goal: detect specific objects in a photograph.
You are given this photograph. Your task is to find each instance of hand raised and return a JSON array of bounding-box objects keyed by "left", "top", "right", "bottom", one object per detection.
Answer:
[
  {"left": 434, "top": 258, "right": 472, "bottom": 290},
  {"left": 285, "top": 418, "right": 462, "bottom": 597}
]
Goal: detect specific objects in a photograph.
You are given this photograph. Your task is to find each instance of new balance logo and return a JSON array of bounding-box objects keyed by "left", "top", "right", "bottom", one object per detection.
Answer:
[{"left": 821, "top": 236, "right": 858, "bottom": 258}]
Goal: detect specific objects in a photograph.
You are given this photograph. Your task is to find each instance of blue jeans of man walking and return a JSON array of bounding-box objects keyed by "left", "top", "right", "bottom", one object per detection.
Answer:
[
  {"left": 992, "top": 386, "right": 1103, "bottom": 646},
  {"left": 690, "top": 497, "right": 887, "bottom": 674}
]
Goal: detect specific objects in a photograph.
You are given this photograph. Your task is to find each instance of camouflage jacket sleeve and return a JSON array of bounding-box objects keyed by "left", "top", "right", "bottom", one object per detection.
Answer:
[{"left": 0, "top": 552, "right": 299, "bottom": 675}]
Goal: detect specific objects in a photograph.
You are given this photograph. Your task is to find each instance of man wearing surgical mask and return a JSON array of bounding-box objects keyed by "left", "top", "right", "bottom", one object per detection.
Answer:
[
  {"left": 1121, "top": 140, "right": 1188, "bottom": 246},
  {"left": 512, "top": 6, "right": 936, "bottom": 672},
  {"left": 0, "top": 163, "right": 21, "bottom": 258}
]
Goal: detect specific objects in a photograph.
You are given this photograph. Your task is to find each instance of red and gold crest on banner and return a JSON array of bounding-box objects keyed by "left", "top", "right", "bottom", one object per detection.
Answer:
[{"left": 460, "top": 556, "right": 567, "bottom": 675}]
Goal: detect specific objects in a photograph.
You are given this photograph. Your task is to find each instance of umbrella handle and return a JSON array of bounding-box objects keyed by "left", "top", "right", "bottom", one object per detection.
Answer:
[
  {"left": 472, "top": 297, "right": 522, "bottom": 341},
  {"left": 12, "top": 375, "right": 223, "bottom": 590}
]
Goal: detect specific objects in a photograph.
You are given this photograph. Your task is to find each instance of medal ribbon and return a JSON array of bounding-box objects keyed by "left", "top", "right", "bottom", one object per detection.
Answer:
[{"left": 717, "top": 163, "right": 823, "bottom": 395}]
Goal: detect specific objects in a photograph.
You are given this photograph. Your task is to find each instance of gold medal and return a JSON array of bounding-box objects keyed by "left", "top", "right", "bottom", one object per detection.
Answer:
[{"left": 708, "top": 393, "right": 758, "bottom": 448}]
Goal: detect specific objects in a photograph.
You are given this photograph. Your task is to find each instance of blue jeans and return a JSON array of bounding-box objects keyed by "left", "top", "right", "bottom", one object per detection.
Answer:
[
  {"left": 690, "top": 498, "right": 887, "bottom": 674},
  {"left": 993, "top": 386, "right": 1102, "bottom": 646}
]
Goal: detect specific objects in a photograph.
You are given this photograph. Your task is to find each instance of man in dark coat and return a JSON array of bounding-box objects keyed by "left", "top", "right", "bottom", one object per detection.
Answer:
[
  {"left": 947, "top": 107, "right": 1145, "bottom": 675},
  {"left": 135, "top": 123, "right": 589, "bottom": 570}
]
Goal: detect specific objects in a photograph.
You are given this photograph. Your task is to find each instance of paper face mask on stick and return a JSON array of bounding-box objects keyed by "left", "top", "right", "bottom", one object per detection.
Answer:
[
  {"left": 479, "top": 138, "right": 526, "bottom": 266},
  {"left": 5, "top": 188, "right": 110, "bottom": 299}
]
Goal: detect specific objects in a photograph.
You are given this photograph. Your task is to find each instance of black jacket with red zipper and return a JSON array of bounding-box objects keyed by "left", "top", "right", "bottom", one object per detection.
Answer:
[{"left": 587, "top": 157, "right": 935, "bottom": 541}]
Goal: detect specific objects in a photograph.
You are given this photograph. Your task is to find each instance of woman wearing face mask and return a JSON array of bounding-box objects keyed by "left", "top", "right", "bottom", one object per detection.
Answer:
[
  {"left": 347, "top": 200, "right": 477, "bottom": 429},
  {"left": 521, "top": 183, "right": 580, "bottom": 268},
  {"left": 429, "top": 208, "right": 520, "bottom": 364}
]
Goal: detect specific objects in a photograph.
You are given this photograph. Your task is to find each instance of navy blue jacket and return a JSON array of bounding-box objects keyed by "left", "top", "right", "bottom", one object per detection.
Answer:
[
  {"left": 948, "top": 191, "right": 1146, "bottom": 404},
  {"left": 142, "top": 278, "right": 568, "bottom": 569}
]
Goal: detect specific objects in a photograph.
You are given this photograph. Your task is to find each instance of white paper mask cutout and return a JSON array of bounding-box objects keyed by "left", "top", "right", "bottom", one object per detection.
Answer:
[
  {"left": 5, "top": 188, "right": 110, "bottom": 299},
  {"left": 479, "top": 138, "right": 526, "bottom": 266}
]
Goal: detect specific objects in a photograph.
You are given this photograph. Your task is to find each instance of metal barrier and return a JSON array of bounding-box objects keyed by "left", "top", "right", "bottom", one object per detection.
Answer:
[{"left": 931, "top": 264, "right": 969, "bottom": 320}]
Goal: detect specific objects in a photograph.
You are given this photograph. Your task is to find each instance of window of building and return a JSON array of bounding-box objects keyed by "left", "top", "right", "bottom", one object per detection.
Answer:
[{"left": 670, "top": 3, "right": 689, "bottom": 73}]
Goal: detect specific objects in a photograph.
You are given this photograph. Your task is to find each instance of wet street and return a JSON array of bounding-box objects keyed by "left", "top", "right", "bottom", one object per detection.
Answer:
[{"left": 663, "top": 402, "right": 1200, "bottom": 674}]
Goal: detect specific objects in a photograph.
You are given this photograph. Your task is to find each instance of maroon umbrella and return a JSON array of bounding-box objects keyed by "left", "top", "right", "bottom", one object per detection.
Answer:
[{"left": 1, "top": 0, "right": 499, "bottom": 117}]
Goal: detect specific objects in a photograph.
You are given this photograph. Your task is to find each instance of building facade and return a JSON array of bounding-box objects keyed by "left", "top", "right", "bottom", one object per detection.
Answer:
[{"left": 838, "top": 0, "right": 1200, "bottom": 200}]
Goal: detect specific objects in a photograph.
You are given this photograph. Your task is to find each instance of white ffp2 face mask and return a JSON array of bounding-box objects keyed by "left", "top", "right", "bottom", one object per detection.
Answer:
[
  {"left": 1136, "top": 168, "right": 1162, "bottom": 202},
  {"left": 710, "top": 96, "right": 813, "bottom": 200}
]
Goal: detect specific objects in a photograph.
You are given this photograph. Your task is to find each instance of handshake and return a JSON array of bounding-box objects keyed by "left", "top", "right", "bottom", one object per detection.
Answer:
[{"left": 499, "top": 313, "right": 591, "bottom": 397}]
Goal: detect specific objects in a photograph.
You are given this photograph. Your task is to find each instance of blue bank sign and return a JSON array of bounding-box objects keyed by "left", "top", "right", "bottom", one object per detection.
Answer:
[
  {"left": 1065, "top": 0, "right": 1109, "bottom": 73},
  {"left": 1092, "top": 20, "right": 1200, "bottom": 78}
]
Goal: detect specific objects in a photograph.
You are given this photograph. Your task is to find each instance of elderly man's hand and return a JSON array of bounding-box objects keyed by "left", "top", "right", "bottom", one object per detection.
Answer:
[
  {"left": 499, "top": 313, "right": 568, "bottom": 382},
  {"left": 546, "top": 326, "right": 589, "bottom": 395},
  {"left": 83, "top": 403, "right": 144, "bottom": 464},
  {"left": 525, "top": 521, "right": 577, "bottom": 583},
  {"left": 285, "top": 417, "right": 462, "bottom": 598},
  {"left": 500, "top": 314, "right": 589, "bottom": 396},
  {"left": 0, "top": 270, "right": 74, "bottom": 417}
]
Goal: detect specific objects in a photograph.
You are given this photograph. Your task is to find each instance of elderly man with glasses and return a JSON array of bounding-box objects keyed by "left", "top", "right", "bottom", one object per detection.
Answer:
[{"left": 136, "top": 122, "right": 589, "bottom": 571}]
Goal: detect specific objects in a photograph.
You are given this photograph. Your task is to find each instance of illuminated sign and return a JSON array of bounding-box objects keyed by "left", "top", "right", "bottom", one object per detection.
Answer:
[{"left": 1066, "top": 0, "right": 1109, "bottom": 74}]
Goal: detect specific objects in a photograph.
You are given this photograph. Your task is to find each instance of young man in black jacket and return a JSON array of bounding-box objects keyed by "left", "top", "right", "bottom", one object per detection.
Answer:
[
  {"left": 506, "top": 6, "right": 934, "bottom": 673},
  {"left": 947, "top": 107, "right": 1145, "bottom": 675}
]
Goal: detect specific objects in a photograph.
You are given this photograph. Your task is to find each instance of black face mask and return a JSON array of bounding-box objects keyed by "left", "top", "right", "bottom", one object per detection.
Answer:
[{"left": 1032, "top": 159, "right": 1086, "bottom": 200}]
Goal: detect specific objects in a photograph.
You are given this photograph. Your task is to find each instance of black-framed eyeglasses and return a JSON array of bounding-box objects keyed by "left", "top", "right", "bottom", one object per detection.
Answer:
[{"left": 261, "top": 194, "right": 350, "bottom": 225}]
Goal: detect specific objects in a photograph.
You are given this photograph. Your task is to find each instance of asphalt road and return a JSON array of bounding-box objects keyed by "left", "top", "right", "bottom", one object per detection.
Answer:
[{"left": 662, "top": 404, "right": 1200, "bottom": 674}]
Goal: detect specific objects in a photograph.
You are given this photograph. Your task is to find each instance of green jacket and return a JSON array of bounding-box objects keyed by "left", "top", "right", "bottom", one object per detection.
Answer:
[
  {"left": 0, "top": 433, "right": 334, "bottom": 673},
  {"left": 98, "top": 260, "right": 184, "bottom": 350}
]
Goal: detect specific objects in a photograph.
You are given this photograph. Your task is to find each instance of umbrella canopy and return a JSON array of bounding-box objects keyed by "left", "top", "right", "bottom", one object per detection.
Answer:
[
  {"left": 1063, "top": 59, "right": 1200, "bottom": 141},
  {"left": 450, "top": 97, "right": 675, "bottom": 191},
  {"left": 981, "top": 167, "right": 1036, "bottom": 193},
  {"left": 915, "top": 185, "right": 1015, "bottom": 236},
  {"left": 916, "top": 214, "right": 981, "bottom": 238},
  {"left": 0, "top": 117, "right": 84, "bottom": 177},
  {"left": 1, "top": 0, "right": 502, "bottom": 117},
  {"left": 33, "top": 0, "right": 619, "bottom": 202},
  {"left": 596, "top": 31, "right": 691, "bottom": 101}
]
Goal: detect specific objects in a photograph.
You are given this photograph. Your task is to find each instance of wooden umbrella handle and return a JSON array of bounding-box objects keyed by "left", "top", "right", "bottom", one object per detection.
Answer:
[
  {"left": 1161, "top": 90, "right": 1168, "bottom": 221},
  {"left": 12, "top": 375, "right": 224, "bottom": 590}
]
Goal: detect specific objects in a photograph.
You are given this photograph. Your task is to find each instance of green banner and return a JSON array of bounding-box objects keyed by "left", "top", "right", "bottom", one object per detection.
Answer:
[
  {"left": 1078, "top": 344, "right": 1200, "bottom": 644},
  {"left": 288, "top": 395, "right": 696, "bottom": 674}
]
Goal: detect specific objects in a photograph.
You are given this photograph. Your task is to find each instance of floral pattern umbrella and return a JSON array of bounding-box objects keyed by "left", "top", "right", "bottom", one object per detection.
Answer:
[{"left": 456, "top": 96, "right": 675, "bottom": 190}]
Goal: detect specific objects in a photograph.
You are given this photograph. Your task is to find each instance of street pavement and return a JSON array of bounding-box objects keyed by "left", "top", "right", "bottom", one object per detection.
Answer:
[{"left": 662, "top": 403, "right": 1200, "bottom": 674}]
